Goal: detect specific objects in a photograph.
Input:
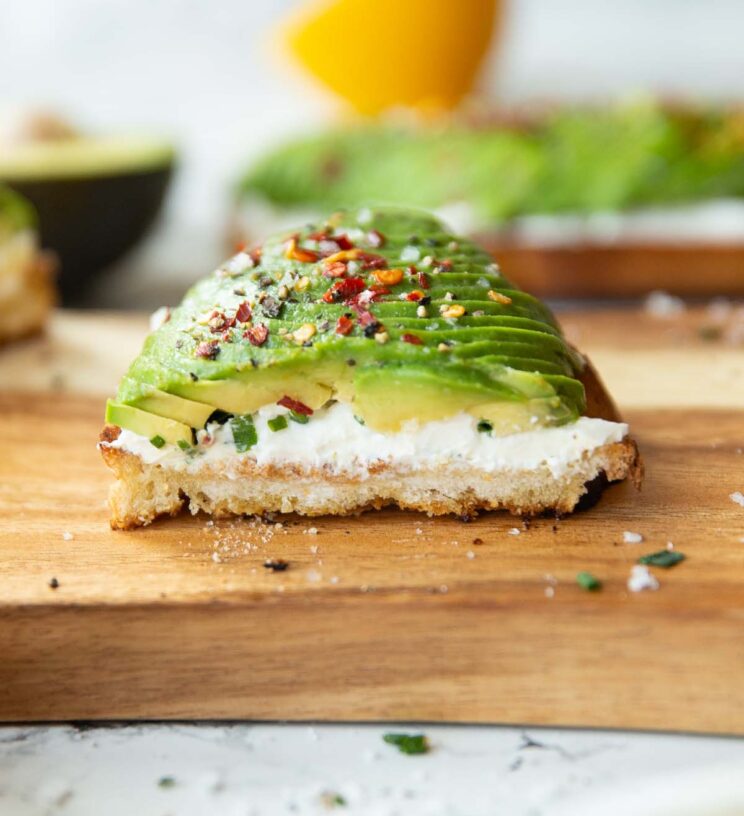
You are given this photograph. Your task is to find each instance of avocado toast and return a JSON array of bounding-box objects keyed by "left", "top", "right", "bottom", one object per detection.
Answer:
[
  {"left": 0, "top": 185, "right": 55, "bottom": 345},
  {"left": 99, "top": 207, "right": 641, "bottom": 529}
]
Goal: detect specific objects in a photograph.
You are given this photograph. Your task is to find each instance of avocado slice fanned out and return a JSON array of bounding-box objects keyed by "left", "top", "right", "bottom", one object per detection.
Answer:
[{"left": 109, "top": 207, "right": 586, "bottom": 438}]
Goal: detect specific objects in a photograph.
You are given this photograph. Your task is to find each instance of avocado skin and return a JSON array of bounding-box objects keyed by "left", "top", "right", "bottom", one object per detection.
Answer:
[
  {"left": 6, "top": 165, "right": 172, "bottom": 303},
  {"left": 110, "top": 207, "right": 586, "bottom": 436}
]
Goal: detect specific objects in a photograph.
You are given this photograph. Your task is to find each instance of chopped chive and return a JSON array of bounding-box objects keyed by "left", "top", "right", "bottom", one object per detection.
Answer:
[
  {"left": 697, "top": 325, "right": 722, "bottom": 341},
  {"left": 353, "top": 415, "right": 366, "bottom": 426},
  {"left": 576, "top": 571, "right": 602, "bottom": 591},
  {"left": 268, "top": 415, "right": 288, "bottom": 432},
  {"left": 320, "top": 792, "right": 346, "bottom": 808},
  {"left": 149, "top": 434, "right": 166, "bottom": 449},
  {"left": 638, "top": 550, "right": 685, "bottom": 568},
  {"left": 477, "top": 420, "right": 493, "bottom": 434},
  {"left": 232, "top": 414, "right": 258, "bottom": 451},
  {"left": 158, "top": 776, "right": 175, "bottom": 788},
  {"left": 383, "top": 733, "right": 429, "bottom": 755},
  {"left": 289, "top": 410, "right": 310, "bottom": 425},
  {"left": 177, "top": 439, "right": 192, "bottom": 451}
]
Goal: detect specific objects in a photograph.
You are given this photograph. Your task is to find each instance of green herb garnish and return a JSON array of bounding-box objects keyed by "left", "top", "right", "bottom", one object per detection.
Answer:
[
  {"left": 177, "top": 439, "right": 192, "bottom": 451},
  {"left": 354, "top": 415, "right": 366, "bottom": 426},
  {"left": 638, "top": 550, "right": 685, "bottom": 568},
  {"left": 576, "top": 571, "right": 602, "bottom": 591},
  {"left": 289, "top": 410, "right": 310, "bottom": 424},
  {"left": 698, "top": 325, "right": 722, "bottom": 341},
  {"left": 232, "top": 414, "right": 258, "bottom": 451},
  {"left": 383, "top": 733, "right": 429, "bottom": 755},
  {"left": 477, "top": 420, "right": 492, "bottom": 434},
  {"left": 320, "top": 791, "right": 347, "bottom": 808},
  {"left": 158, "top": 776, "right": 175, "bottom": 788},
  {"left": 149, "top": 434, "right": 166, "bottom": 449},
  {"left": 268, "top": 415, "right": 288, "bottom": 432}
]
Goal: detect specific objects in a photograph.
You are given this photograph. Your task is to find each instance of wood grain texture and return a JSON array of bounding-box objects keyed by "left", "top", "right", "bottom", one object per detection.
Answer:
[
  {"left": 0, "top": 310, "right": 743, "bottom": 730},
  {"left": 483, "top": 239, "right": 744, "bottom": 298}
]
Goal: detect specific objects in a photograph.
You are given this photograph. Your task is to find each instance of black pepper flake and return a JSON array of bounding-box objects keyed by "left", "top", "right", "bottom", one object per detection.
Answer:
[
  {"left": 233, "top": 287, "right": 246, "bottom": 296},
  {"left": 264, "top": 559, "right": 289, "bottom": 572},
  {"left": 472, "top": 537, "right": 484, "bottom": 546},
  {"left": 49, "top": 577, "right": 59, "bottom": 589},
  {"left": 363, "top": 321, "right": 382, "bottom": 338},
  {"left": 189, "top": 372, "right": 199, "bottom": 382},
  {"left": 424, "top": 237, "right": 440, "bottom": 247},
  {"left": 259, "top": 276, "right": 273, "bottom": 288},
  {"left": 346, "top": 359, "right": 356, "bottom": 366},
  {"left": 419, "top": 296, "right": 431, "bottom": 306},
  {"left": 407, "top": 235, "right": 421, "bottom": 245},
  {"left": 250, "top": 358, "right": 259, "bottom": 368},
  {"left": 260, "top": 296, "right": 282, "bottom": 318}
]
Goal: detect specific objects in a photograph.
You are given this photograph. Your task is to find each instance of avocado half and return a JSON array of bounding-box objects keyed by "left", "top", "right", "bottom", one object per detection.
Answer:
[{"left": 0, "top": 136, "right": 174, "bottom": 302}]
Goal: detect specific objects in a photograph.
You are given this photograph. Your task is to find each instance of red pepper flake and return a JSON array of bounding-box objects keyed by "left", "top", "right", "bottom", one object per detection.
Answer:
[
  {"left": 333, "top": 233, "right": 354, "bottom": 250},
  {"left": 434, "top": 259, "right": 453, "bottom": 273},
  {"left": 285, "top": 237, "right": 320, "bottom": 263},
  {"left": 244, "top": 324, "right": 269, "bottom": 346},
  {"left": 402, "top": 333, "right": 423, "bottom": 345},
  {"left": 417, "top": 271, "right": 430, "bottom": 289},
  {"left": 366, "top": 229, "right": 385, "bottom": 248},
  {"left": 277, "top": 396, "right": 313, "bottom": 415},
  {"left": 369, "top": 284, "right": 391, "bottom": 296},
  {"left": 322, "top": 276, "right": 366, "bottom": 304},
  {"left": 406, "top": 290, "right": 425, "bottom": 301},
  {"left": 335, "top": 314, "right": 354, "bottom": 335},
  {"left": 208, "top": 311, "right": 232, "bottom": 333},
  {"left": 249, "top": 247, "right": 262, "bottom": 267},
  {"left": 195, "top": 339, "right": 220, "bottom": 359},
  {"left": 306, "top": 229, "right": 331, "bottom": 242},
  {"left": 234, "top": 240, "right": 247, "bottom": 253},
  {"left": 356, "top": 252, "right": 387, "bottom": 271},
  {"left": 323, "top": 261, "right": 348, "bottom": 279},
  {"left": 235, "top": 300, "right": 252, "bottom": 323}
]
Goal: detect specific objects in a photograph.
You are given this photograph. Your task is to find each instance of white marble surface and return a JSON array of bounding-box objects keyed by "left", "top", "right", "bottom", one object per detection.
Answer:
[{"left": 1, "top": 723, "right": 743, "bottom": 816}]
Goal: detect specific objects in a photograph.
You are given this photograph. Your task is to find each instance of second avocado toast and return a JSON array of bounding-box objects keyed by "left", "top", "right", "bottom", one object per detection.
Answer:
[{"left": 100, "top": 207, "right": 641, "bottom": 528}]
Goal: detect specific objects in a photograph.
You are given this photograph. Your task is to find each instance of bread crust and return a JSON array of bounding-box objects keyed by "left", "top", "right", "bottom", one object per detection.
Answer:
[
  {"left": 98, "top": 357, "right": 642, "bottom": 529},
  {"left": 0, "top": 250, "right": 56, "bottom": 346}
]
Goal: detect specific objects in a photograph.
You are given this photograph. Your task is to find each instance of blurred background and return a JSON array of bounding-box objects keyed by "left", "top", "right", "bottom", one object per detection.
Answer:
[{"left": 3, "top": 0, "right": 744, "bottom": 309}]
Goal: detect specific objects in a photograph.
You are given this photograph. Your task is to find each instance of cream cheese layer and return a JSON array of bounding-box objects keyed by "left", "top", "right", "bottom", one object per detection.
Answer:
[{"left": 107, "top": 401, "right": 627, "bottom": 480}]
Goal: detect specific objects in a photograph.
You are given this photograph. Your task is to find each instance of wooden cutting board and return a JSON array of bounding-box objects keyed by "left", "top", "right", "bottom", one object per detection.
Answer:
[{"left": 1, "top": 308, "right": 743, "bottom": 733}]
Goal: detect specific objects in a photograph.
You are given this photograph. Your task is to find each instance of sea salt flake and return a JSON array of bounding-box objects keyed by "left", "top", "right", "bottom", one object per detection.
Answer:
[
  {"left": 628, "top": 565, "right": 659, "bottom": 593},
  {"left": 730, "top": 491, "right": 744, "bottom": 507},
  {"left": 644, "top": 290, "right": 686, "bottom": 318},
  {"left": 508, "top": 527, "right": 521, "bottom": 536}
]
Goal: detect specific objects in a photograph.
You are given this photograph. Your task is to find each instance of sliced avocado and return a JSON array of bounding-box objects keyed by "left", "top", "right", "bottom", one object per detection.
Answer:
[
  {"left": 133, "top": 388, "right": 214, "bottom": 429},
  {"left": 172, "top": 373, "right": 333, "bottom": 415},
  {"left": 0, "top": 185, "right": 36, "bottom": 239},
  {"left": 108, "top": 207, "right": 586, "bottom": 439},
  {"left": 105, "top": 400, "right": 192, "bottom": 447},
  {"left": 352, "top": 363, "right": 578, "bottom": 433}
]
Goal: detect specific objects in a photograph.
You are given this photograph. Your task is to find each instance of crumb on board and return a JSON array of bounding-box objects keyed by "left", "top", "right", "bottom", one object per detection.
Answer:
[{"left": 623, "top": 531, "right": 643, "bottom": 544}]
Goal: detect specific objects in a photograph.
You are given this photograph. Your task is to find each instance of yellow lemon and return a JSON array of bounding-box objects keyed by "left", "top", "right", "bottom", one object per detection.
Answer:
[{"left": 281, "top": 0, "right": 500, "bottom": 114}]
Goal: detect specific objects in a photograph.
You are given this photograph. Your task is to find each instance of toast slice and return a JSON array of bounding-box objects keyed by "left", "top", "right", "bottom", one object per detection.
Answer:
[
  {"left": 0, "top": 188, "right": 56, "bottom": 346},
  {"left": 99, "top": 207, "right": 641, "bottom": 529}
]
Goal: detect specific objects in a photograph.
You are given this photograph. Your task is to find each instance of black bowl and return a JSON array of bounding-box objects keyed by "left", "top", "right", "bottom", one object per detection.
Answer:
[{"left": 1, "top": 140, "right": 174, "bottom": 303}]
